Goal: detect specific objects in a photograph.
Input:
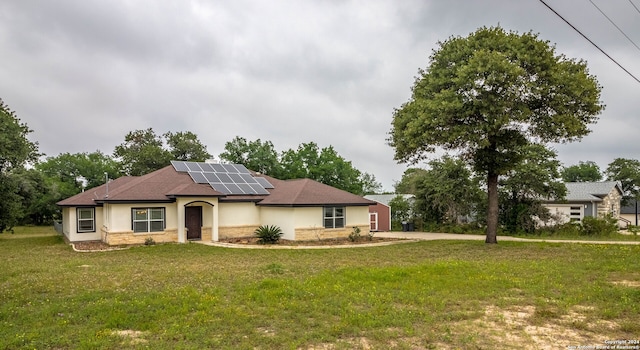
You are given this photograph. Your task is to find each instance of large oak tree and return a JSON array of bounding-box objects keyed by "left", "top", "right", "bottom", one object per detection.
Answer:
[{"left": 389, "top": 27, "right": 603, "bottom": 243}]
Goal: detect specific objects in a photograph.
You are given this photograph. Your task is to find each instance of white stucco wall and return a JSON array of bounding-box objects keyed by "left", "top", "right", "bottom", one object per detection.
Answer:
[
  {"left": 345, "top": 206, "right": 370, "bottom": 227},
  {"left": 294, "top": 207, "right": 323, "bottom": 228},
  {"left": 260, "top": 207, "right": 296, "bottom": 240},
  {"left": 218, "top": 202, "right": 260, "bottom": 226}
]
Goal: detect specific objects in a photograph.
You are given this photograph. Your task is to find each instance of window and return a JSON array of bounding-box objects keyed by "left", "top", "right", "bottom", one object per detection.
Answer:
[
  {"left": 77, "top": 208, "right": 95, "bottom": 233},
  {"left": 132, "top": 208, "right": 165, "bottom": 233},
  {"left": 569, "top": 206, "right": 583, "bottom": 222},
  {"left": 324, "top": 207, "right": 345, "bottom": 229}
]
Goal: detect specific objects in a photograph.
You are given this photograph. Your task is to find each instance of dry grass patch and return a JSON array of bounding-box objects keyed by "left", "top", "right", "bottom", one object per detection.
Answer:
[
  {"left": 110, "top": 329, "right": 148, "bottom": 345},
  {"left": 611, "top": 280, "right": 640, "bottom": 287},
  {"left": 446, "top": 304, "right": 620, "bottom": 349}
]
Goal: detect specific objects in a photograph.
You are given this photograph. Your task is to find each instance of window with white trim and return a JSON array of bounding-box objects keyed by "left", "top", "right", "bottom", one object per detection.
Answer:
[
  {"left": 132, "top": 208, "right": 165, "bottom": 233},
  {"left": 77, "top": 207, "right": 95, "bottom": 233},
  {"left": 324, "top": 207, "right": 345, "bottom": 229}
]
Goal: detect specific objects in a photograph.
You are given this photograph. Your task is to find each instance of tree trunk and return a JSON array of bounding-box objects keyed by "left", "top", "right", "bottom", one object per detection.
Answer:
[{"left": 486, "top": 171, "right": 499, "bottom": 244}]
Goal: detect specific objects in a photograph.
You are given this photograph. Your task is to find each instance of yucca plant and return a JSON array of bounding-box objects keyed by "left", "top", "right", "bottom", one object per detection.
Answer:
[{"left": 254, "top": 225, "right": 283, "bottom": 244}]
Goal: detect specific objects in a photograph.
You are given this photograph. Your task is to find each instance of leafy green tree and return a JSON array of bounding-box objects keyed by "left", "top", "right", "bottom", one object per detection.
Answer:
[
  {"left": 280, "top": 142, "right": 321, "bottom": 179},
  {"left": 114, "top": 128, "right": 172, "bottom": 176},
  {"left": 281, "top": 143, "right": 365, "bottom": 194},
  {"left": 0, "top": 99, "right": 39, "bottom": 174},
  {"left": 36, "top": 151, "right": 120, "bottom": 193},
  {"left": 165, "top": 131, "right": 212, "bottom": 162},
  {"left": 499, "top": 144, "right": 566, "bottom": 233},
  {"left": 394, "top": 168, "right": 428, "bottom": 195},
  {"left": 26, "top": 151, "right": 119, "bottom": 226},
  {"left": 13, "top": 168, "right": 60, "bottom": 225},
  {"left": 561, "top": 161, "right": 602, "bottom": 182},
  {"left": 360, "top": 172, "right": 382, "bottom": 195},
  {"left": 605, "top": 158, "right": 640, "bottom": 205},
  {"left": 219, "top": 136, "right": 282, "bottom": 176},
  {"left": 413, "top": 156, "right": 483, "bottom": 225},
  {"left": 389, "top": 195, "right": 412, "bottom": 230},
  {"left": 0, "top": 99, "right": 40, "bottom": 232},
  {"left": 389, "top": 26, "right": 603, "bottom": 243}
]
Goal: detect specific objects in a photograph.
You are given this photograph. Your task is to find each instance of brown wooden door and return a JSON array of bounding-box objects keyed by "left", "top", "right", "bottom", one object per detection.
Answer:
[{"left": 185, "top": 206, "right": 202, "bottom": 240}]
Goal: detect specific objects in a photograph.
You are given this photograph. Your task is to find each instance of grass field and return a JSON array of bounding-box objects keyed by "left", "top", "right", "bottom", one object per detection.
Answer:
[{"left": 1, "top": 227, "right": 639, "bottom": 349}]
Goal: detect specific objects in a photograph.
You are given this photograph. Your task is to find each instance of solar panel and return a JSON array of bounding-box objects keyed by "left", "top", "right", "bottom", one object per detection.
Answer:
[
  {"left": 211, "top": 183, "right": 231, "bottom": 194},
  {"left": 221, "top": 164, "right": 238, "bottom": 173},
  {"left": 204, "top": 172, "right": 221, "bottom": 183},
  {"left": 255, "top": 177, "right": 274, "bottom": 189},
  {"left": 199, "top": 163, "right": 215, "bottom": 172},
  {"left": 237, "top": 183, "right": 256, "bottom": 194},
  {"left": 188, "top": 172, "right": 208, "bottom": 184},
  {"left": 216, "top": 173, "right": 233, "bottom": 183},
  {"left": 234, "top": 164, "right": 250, "bottom": 174},
  {"left": 250, "top": 183, "right": 270, "bottom": 194},
  {"left": 240, "top": 173, "right": 258, "bottom": 184},
  {"left": 172, "top": 160, "right": 272, "bottom": 195},
  {"left": 210, "top": 163, "right": 226, "bottom": 172},
  {"left": 229, "top": 173, "right": 244, "bottom": 183},
  {"left": 171, "top": 161, "right": 189, "bottom": 172},
  {"left": 186, "top": 162, "right": 202, "bottom": 172},
  {"left": 225, "top": 183, "right": 242, "bottom": 194}
]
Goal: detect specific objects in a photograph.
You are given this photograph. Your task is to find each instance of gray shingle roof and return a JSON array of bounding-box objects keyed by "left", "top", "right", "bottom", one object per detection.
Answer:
[
  {"left": 564, "top": 181, "right": 622, "bottom": 202},
  {"left": 364, "top": 194, "right": 414, "bottom": 206}
]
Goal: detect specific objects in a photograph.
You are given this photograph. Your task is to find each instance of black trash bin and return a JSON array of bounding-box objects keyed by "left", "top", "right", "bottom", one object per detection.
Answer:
[
  {"left": 401, "top": 222, "right": 408, "bottom": 232},
  {"left": 407, "top": 222, "right": 414, "bottom": 232}
]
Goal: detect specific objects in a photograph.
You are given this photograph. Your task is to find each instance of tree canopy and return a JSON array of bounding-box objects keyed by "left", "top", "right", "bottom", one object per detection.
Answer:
[
  {"left": 561, "top": 161, "right": 602, "bottom": 182},
  {"left": 0, "top": 99, "right": 40, "bottom": 232},
  {"left": 165, "top": 131, "right": 212, "bottom": 162},
  {"left": 220, "top": 137, "right": 380, "bottom": 195},
  {"left": 219, "top": 136, "right": 282, "bottom": 176},
  {"left": 605, "top": 158, "right": 640, "bottom": 204},
  {"left": 389, "top": 26, "right": 604, "bottom": 243},
  {"left": 114, "top": 128, "right": 210, "bottom": 176},
  {"left": 499, "top": 144, "right": 566, "bottom": 233},
  {"left": 412, "top": 156, "right": 483, "bottom": 225},
  {"left": 0, "top": 99, "right": 39, "bottom": 173}
]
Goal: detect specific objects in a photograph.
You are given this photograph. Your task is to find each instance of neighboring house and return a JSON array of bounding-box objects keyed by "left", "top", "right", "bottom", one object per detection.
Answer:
[
  {"left": 542, "top": 181, "right": 623, "bottom": 225},
  {"left": 57, "top": 161, "right": 375, "bottom": 245},
  {"left": 620, "top": 199, "right": 639, "bottom": 227},
  {"left": 364, "top": 194, "right": 414, "bottom": 231}
]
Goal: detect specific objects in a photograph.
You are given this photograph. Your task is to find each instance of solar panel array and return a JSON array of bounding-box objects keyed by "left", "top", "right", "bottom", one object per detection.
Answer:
[{"left": 171, "top": 161, "right": 274, "bottom": 195}]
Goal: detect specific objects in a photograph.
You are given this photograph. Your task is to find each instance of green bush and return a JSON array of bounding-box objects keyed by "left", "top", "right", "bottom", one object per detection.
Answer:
[
  {"left": 536, "top": 222, "right": 581, "bottom": 237},
  {"left": 627, "top": 225, "right": 640, "bottom": 235},
  {"left": 348, "top": 226, "right": 362, "bottom": 242},
  {"left": 254, "top": 225, "right": 283, "bottom": 244},
  {"left": 579, "top": 215, "right": 618, "bottom": 236}
]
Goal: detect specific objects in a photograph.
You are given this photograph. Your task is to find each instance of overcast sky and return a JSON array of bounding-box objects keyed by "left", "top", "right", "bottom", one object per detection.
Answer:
[{"left": 1, "top": 0, "right": 638, "bottom": 191}]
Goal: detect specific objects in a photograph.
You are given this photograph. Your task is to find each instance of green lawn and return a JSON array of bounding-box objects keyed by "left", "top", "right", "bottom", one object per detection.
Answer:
[{"left": 1, "top": 227, "right": 639, "bottom": 349}]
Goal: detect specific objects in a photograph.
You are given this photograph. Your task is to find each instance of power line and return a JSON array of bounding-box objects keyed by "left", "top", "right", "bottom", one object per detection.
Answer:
[
  {"left": 589, "top": 0, "right": 640, "bottom": 52},
  {"left": 538, "top": 0, "right": 640, "bottom": 84}
]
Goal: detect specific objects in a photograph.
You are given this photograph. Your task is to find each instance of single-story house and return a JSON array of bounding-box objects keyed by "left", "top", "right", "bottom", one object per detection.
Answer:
[
  {"left": 363, "top": 194, "right": 414, "bottom": 231},
  {"left": 542, "top": 181, "right": 623, "bottom": 225},
  {"left": 57, "top": 161, "right": 375, "bottom": 245}
]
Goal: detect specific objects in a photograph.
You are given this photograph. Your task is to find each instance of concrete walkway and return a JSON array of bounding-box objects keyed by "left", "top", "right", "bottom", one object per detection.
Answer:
[{"left": 375, "top": 231, "right": 640, "bottom": 245}]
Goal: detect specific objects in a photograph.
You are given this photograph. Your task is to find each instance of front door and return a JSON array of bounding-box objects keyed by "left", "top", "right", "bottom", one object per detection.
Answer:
[{"left": 185, "top": 206, "right": 202, "bottom": 240}]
